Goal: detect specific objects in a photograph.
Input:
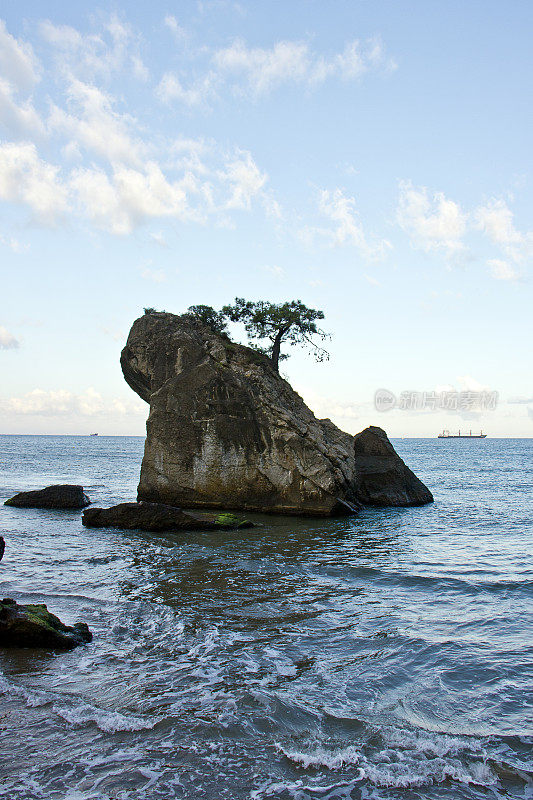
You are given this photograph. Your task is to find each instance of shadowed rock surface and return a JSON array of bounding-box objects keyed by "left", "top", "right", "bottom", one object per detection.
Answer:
[
  {"left": 353, "top": 426, "right": 434, "bottom": 506},
  {"left": 5, "top": 485, "right": 90, "bottom": 509},
  {"left": 82, "top": 502, "right": 254, "bottom": 531},
  {"left": 121, "top": 312, "right": 432, "bottom": 515},
  {"left": 0, "top": 599, "right": 92, "bottom": 649}
]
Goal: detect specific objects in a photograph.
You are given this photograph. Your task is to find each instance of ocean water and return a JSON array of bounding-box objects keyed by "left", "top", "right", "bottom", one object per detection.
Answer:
[{"left": 0, "top": 434, "right": 531, "bottom": 800}]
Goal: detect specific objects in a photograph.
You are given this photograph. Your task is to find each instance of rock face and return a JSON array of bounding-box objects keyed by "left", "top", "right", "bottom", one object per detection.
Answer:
[
  {"left": 0, "top": 599, "right": 92, "bottom": 649},
  {"left": 5, "top": 485, "right": 90, "bottom": 509},
  {"left": 121, "top": 312, "right": 433, "bottom": 516},
  {"left": 82, "top": 502, "right": 253, "bottom": 531},
  {"left": 353, "top": 426, "right": 434, "bottom": 506}
]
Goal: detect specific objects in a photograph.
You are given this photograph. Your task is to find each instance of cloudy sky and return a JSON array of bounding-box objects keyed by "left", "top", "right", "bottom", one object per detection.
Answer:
[{"left": 1, "top": 0, "right": 532, "bottom": 436}]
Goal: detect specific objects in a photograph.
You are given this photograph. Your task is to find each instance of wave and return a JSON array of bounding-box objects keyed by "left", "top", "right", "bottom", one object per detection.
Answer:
[
  {"left": 52, "top": 701, "right": 156, "bottom": 733},
  {"left": 276, "top": 744, "right": 361, "bottom": 770},
  {"left": 315, "top": 564, "right": 533, "bottom": 596},
  {"left": 271, "top": 739, "right": 498, "bottom": 797},
  {"left": 0, "top": 673, "right": 157, "bottom": 733}
]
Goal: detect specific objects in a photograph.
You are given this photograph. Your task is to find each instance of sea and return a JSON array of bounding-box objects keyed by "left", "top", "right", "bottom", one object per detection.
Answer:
[{"left": 0, "top": 434, "right": 531, "bottom": 800}]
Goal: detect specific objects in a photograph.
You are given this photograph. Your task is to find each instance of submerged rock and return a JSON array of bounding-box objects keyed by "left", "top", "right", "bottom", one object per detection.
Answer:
[
  {"left": 353, "top": 426, "right": 434, "bottom": 506},
  {"left": 82, "top": 502, "right": 254, "bottom": 531},
  {"left": 120, "top": 312, "right": 432, "bottom": 516},
  {"left": 5, "top": 485, "right": 90, "bottom": 510},
  {"left": 0, "top": 599, "right": 92, "bottom": 649}
]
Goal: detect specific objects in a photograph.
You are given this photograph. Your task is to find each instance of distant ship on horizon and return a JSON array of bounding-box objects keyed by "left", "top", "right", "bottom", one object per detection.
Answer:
[{"left": 438, "top": 429, "right": 487, "bottom": 439}]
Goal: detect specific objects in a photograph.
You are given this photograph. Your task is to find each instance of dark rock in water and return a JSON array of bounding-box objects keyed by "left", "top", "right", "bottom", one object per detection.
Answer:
[
  {"left": 0, "top": 598, "right": 92, "bottom": 649},
  {"left": 0, "top": 537, "right": 4, "bottom": 562},
  {"left": 4, "top": 485, "right": 90, "bottom": 510},
  {"left": 353, "top": 426, "right": 434, "bottom": 506},
  {"left": 120, "top": 312, "right": 432, "bottom": 516},
  {"left": 82, "top": 502, "right": 254, "bottom": 531}
]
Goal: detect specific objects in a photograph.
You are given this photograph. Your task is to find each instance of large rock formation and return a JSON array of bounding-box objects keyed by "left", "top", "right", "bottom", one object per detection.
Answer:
[
  {"left": 121, "top": 312, "right": 433, "bottom": 516},
  {"left": 5, "top": 485, "right": 90, "bottom": 509},
  {"left": 353, "top": 426, "right": 433, "bottom": 506}
]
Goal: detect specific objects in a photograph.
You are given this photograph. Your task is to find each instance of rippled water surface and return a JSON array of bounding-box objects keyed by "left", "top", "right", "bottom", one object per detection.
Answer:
[{"left": 0, "top": 435, "right": 532, "bottom": 799}]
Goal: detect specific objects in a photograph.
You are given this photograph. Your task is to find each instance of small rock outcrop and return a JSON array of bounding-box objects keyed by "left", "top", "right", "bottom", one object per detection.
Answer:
[
  {"left": 0, "top": 599, "right": 92, "bottom": 649},
  {"left": 5, "top": 485, "right": 90, "bottom": 509},
  {"left": 121, "top": 312, "right": 433, "bottom": 516},
  {"left": 353, "top": 426, "right": 434, "bottom": 506},
  {"left": 82, "top": 502, "right": 253, "bottom": 531}
]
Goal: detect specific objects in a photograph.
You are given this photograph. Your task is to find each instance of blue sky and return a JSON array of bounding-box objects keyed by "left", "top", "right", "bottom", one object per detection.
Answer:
[{"left": 1, "top": 0, "right": 532, "bottom": 436}]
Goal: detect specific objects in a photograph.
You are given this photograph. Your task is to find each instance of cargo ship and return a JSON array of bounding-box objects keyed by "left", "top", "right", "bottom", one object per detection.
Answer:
[{"left": 437, "top": 429, "right": 486, "bottom": 438}]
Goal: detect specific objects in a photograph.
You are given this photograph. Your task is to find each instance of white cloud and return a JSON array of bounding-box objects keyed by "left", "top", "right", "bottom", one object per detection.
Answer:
[
  {"left": 164, "top": 15, "right": 187, "bottom": 40},
  {"left": 397, "top": 184, "right": 531, "bottom": 279},
  {"left": 0, "top": 77, "right": 45, "bottom": 137},
  {"left": 475, "top": 199, "right": 523, "bottom": 246},
  {"left": 298, "top": 387, "right": 371, "bottom": 423},
  {"left": 508, "top": 395, "right": 533, "bottom": 405},
  {"left": 304, "top": 188, "right": 390, "bottom": 260},
  {"left": 397, "top": 181, "right": 467, "bottom": 254},
  {"left": 38, "top": 20, "right": 84, "bottom": 49},
  {"left": 49, "top": 79, "right": 143, "bottom": 166},
  {"left": 0, "top": 387, "right": 145, "bottom": 416},
  {"left": 475, "top": 198, "right": 532, "bottom": 267},
  {"left": 0, "top": 325, "right": 19, "bottom": 349},
  {"left": 455, "top": 375, "right": 492, "bottom": 392},
  {"left": 212, "top": 36, "right": 394, "bottom": 97},
  {"left": 214, "top": 40, "right": 310, "bottom": 94},
  {"left": 141, "top": 267, "right": 166, "bottom": 283},
  {"left": 131, "top": 55, "right": 149, "bottom": 82},
  {"left": 70, "top": 161, "right": 201, "bottom": 235},
  {"left": 0, "top": 137, "right": 272, "bottom": 235},
  {"left": 39, "top": 15, "right": 145, "bottom": 82},
  {"left": 0, "top": 23, "right": 285, "bottom": 236},
  {"left": 156, "top": 72, "right": 215, "bottom": 106},
  {"left": 0, "top": 142, "right": 67, "bottom": 222},
  {"left": 0, "top": 233, "right": 29, "bottom": 253},
  {"left": 219, "top": 151, "right": 267, "bottom": 210},
  {"left": 487, "top": 258, "right": 520, "bottom": 281},
  {"left": 0, "top": 20, "right": 40, "bottom": 92},
  {"left": 149, "top": 231, "right": 169, "bottom": 247}
]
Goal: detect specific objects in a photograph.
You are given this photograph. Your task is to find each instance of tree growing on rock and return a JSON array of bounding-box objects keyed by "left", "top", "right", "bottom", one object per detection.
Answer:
[
  {"left": 185, "top": 304, "right": 227, "bottom": 334},
  {"left": 221, "top": 298, "right": 330, "bottom": 372}
]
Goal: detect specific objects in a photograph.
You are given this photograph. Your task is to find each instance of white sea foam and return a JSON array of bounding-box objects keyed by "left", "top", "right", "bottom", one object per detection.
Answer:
[
  {"left": 275, "top": 729, "right": 497, "bottom": 793},
  {"left": 278, "top": 743, "right": 362, "bottom": 770},
  {"left": 360, "top": 757, "right": 497, "bottom": 788},
  {"left": 251, "top": 777, "right": 357, "bottom": 799},
  {"left": 1, "top": 671, "right": 157, "bottom": 733},
  {"left": 52, "top": 701, "right": 158, "bottom": 732},
  {"left": 0, "top": 674, "right": 49, "bottom": 707}
]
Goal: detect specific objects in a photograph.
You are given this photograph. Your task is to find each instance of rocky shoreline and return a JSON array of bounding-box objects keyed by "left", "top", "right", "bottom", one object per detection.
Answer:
[{"left": 1, "top": 313, "right": 433, "bottom": 650}]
